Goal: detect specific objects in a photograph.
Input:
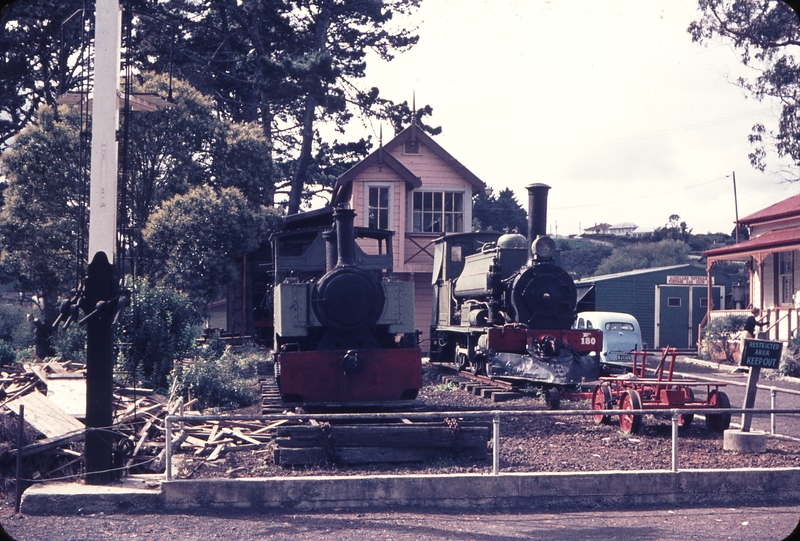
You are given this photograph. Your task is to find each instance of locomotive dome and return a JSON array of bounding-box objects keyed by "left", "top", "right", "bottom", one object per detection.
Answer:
[{"left": 497, "top": 232, "right": 527, "bottom": 249}]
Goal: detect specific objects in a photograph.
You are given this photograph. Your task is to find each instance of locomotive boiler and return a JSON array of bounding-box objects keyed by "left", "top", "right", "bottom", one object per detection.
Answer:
[
  {"left": 272, "top": 205, "right": 422, "bottom": 405},
  {"left": 430, "top": 183, "right": 602, "bottom": 389}
]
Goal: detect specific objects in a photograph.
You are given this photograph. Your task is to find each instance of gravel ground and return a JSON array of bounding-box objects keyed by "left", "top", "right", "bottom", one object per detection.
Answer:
[
  {"left": 2, "top": 505, "right": 800, "bottom": 541},
  {"left": 3, "top": 361, "right": 800, "bottom": 541},
  {"left": 169, "top": 363, "right": 800, "bottom": 480}
]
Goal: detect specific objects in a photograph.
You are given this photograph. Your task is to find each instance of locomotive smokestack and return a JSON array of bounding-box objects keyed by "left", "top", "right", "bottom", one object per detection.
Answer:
[
  {"left": 527, "top": 183, "right": 550, "bottom": 240},
  {"left": 526, "top": 183, "right": 551, "bottom": 254},
  {"left": 333, "top": 205, "right": 357, "bottom": 267}
]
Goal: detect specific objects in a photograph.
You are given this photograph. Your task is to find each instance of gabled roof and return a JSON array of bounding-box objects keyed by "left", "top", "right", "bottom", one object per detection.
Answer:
[
  {"left": 383, "top": 126, "right": 487, "bottom": 193},
  {"left": 575, "top": 264, "right": 695, "bottom": 283},
  {"left": 332, "top": 146, "right": 422, "bottom": 205},
  {"left": 739, "top": 192, "right": 800, "bottom": 226},
  {"left": 704, "top": 226, "right": 800, "bottom": 259},
  {"left": 331, "top": 125, "right": 486, "bottom": 205}
]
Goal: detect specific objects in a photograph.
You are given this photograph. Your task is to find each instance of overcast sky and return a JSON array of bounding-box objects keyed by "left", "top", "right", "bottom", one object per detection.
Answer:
[{"left": 350, "top": 0, "right": 799, "bottom": 236}]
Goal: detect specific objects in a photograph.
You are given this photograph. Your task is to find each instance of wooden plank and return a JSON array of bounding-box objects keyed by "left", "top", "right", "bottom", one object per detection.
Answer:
[
  {"left": 207, "top": 443, "right": 227, "bottom": 461},
  {"left": 4, "top": 390, "right": 84, "bottom": 438},
  {"left": 251, "top": 419, "right": 288, "bottom": 434},
  {"left": 231, "top": 428, "right": 261, "bottom": 445},
  {"left": 276, "top": 425, "right": 489, "bottom": 447},
  {"left": 276, "top": 445, "right": 488, "bottom": 466}
]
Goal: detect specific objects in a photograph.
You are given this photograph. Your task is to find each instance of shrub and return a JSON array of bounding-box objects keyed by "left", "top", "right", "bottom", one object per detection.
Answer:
[
  {"left": 172, "top": 345, "right": 261, "bottom": 411},
  {"left": 0, "top": 340, "right": 15, "bottom": 367},
  {"left": 698, "top": 315, "right": 747, "bottom": 363},
  {"left": 0, "top": 303, "right": 34, "bottom": 348},
  {"left": 51, "top": 324, "right": 86, "bottom": 364},
  {"left": 117, "top": 278, "right": 203, "bottom": 390},
  {"left": 780, "top": 336, "right": 800, "bottom": 378}
]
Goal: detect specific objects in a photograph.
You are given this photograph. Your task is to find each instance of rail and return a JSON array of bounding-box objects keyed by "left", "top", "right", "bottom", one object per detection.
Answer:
[{"left": 163, "top": 407, "right": 800, "bottom": 481}]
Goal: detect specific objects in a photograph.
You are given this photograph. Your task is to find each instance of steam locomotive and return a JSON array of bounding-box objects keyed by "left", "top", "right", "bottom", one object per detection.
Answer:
[
  {"left": 429, "top": 183, "right": 602, "bottom": 390},
  {"left": 271, "top": 205, "right": 422, "bottom": 405}
]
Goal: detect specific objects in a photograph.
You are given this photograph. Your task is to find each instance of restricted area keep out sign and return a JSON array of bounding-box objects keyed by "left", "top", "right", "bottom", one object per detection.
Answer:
[{"left": 741, "top": 338, "right": 783, "bottom": 369}]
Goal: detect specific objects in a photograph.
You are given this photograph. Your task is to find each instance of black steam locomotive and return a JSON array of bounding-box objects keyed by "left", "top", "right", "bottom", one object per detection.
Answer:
[
  {"left": 429, "top": 183, "right": 602, "bottom": 389},
  {"left": 272, "top": 205, "right": 422, "bottom": 405}
]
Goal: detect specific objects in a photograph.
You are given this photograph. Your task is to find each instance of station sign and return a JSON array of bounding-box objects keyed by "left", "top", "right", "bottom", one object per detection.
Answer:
[
  {"left": 741, "top": 338, "right": 783, "bottom": 369},
  {"left": 666, "top": 275, "right": 708, "bottom": 285}
]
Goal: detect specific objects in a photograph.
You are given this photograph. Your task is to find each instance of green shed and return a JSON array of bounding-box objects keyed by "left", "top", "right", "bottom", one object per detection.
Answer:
[{"left": 575, "top": 264, "right": 725, "bottom": 349}]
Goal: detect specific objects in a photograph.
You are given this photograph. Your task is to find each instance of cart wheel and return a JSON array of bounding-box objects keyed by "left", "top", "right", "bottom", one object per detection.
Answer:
[
  {"left": 619, "top": 389, "right": 643, "bottom": 435},
  {"left": 592, "top": 384, "right": 613, "bottom": 425},
  {"left": 456, "top": 352, "right": 469, "bottom": 372},
  {"left": 545, "top": 388, "right": 561, "bottom": 410},
  {"left": 705, "top": 390, "right": 731, "bottom": 432},
  {"left": 678, "top": 386, "right": 694, "bottom": 428}
]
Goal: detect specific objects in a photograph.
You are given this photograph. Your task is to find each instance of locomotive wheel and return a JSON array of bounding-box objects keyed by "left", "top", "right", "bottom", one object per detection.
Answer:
[
  {"left": 471, "top": 356, "right": 487, "bottom": 376},
  {"left": 592, "top": 384, "right": 613, "bottom": 425},
  {"left": 619, "top": 389, "right": 643, "bottom": 435},
  {"left": 705, "top": 390, "right": 731, "bottom": 432},
  {"left": 545, "top": 388, "right": 560, "bottom": 410},
  {"left": 678, "top": 386, "right": 694, "bottom": 428},
  {"left": 456, "top": 352, "right": 469, "bottom": 372}
]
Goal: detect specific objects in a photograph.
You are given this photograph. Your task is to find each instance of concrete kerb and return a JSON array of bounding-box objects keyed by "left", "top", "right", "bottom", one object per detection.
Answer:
[{"left": 19, "top": 468, "right": 800, "bottom": 515}]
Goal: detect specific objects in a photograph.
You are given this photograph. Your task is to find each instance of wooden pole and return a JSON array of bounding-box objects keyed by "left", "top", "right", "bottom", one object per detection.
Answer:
[
  {"left": 15, "top": 404, "right": 24, "bottom": 513},
  {"left": 732, "top": 171, "right": 740, "bottom": 243}
]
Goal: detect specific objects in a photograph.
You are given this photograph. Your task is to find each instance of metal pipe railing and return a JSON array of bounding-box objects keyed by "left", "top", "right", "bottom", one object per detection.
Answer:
[
  {"left": 672, "top": 371, "right": 800, "bottom": 434},
  {"left": 163, "top": 407, "right": 800, "bottom": 481}
]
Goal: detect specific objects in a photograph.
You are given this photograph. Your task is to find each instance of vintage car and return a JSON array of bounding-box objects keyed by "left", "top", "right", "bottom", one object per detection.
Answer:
[{"left": 574, "top": 311, "right": 642, "bottom": 374}]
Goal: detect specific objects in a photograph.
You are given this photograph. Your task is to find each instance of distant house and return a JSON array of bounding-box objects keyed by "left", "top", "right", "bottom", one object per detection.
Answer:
[
  {"left": 584, "top": 223, "right": 611, "bottom": 235},
  {"left": 608, "top": 222, "right": 639, "bottom": 236},
  {"left": 631, "top": 227, "right": 654, "bottom": 239},
  {"left": 331, "top": 124, "right": 488, "bottom": 343},
  {"left": 704, "top": 191, "right": 800, "bottom": 342}
]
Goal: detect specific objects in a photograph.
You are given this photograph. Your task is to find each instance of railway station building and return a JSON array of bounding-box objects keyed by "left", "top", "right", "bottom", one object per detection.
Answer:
[{"left": 704, "top": 191, "right": 800, "bottom": 343}]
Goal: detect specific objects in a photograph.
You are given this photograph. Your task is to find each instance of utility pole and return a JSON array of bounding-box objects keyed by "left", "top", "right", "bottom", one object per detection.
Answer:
[
  {"left": 733, "top": 171, "right": 740, "bottom": 243},
  {"left": 83, "top": 0, "right": 121, "bottom": 485}
]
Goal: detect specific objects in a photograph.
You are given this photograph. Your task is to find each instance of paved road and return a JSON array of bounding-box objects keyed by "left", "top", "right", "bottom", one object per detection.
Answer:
[
  {"left": 672, "top": 358, "right": 800, "bottom": 438},
  {"left": 2, "top": 505, "right": 800, "bottom": 541}
]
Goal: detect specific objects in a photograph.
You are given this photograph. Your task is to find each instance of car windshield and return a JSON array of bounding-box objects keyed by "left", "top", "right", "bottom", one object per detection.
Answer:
[{"left": 605, "top": 322, "right": 635, "bottom": 332}]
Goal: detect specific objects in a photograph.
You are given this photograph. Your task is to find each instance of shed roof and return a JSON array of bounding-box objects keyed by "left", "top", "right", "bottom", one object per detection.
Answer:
[{"left": 575, "top": 264, "right": 695, "bottom": 284}]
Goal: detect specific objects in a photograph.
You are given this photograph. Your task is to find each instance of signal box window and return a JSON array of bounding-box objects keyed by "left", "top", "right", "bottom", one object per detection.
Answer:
[
  {"left": 668, "top": 297, "right": 681, "bottom": 307},
  {"left": 404, "top": 139, "right": 420, "bottom": 154},
  {"left": 368, "top": 186, "right": 390, "bottom": 229},
  {"left": 412, "top": 191, "right": 464, "bottom": 233}
]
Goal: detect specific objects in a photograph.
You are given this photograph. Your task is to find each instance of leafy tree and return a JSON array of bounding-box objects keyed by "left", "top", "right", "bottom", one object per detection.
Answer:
[
  {"left": 142, "top": 185, "right": 283, "bottom": 305},
  {"left": 0, "top": 105, "right": 87, "bottom": 356},
  {"left": 687, "top": 232, "right": 735, "bottom": 252},
  {"left": 472, "top": 188, "right": 528, "bottom": 233},
  {"left": 555, "top": 238, "right": 614, "bottom": 279},
  {"left": 132, "top": 0, "right": 427, "bottom": 213},
  {"left": 653, "top": 214, "right": 692, "bottom": 242},
  {"left": 689, "top": 1, "right": 800, "bottom": 177},
  {"left": 0, "top": 74, "right": 277, "bottom": 354},
  {"left": 594, "top": 239, "right": 691, "bottom": 275},
  {"left": 0, "top": 0, "right": 90, "bottom": 152}
]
